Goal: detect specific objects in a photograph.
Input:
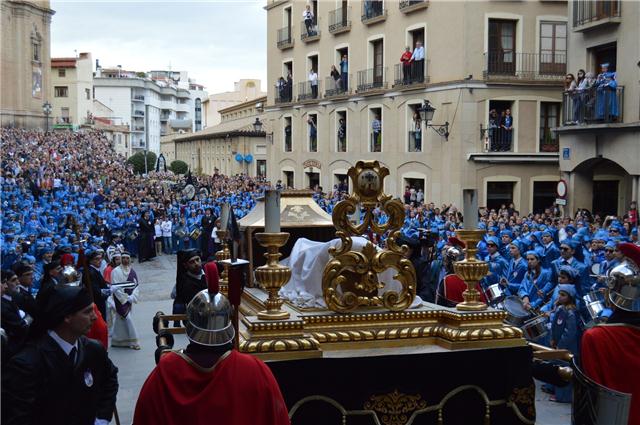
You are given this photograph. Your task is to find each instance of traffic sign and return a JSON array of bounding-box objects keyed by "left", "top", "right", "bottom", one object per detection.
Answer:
[
  {"left": 555, "top": 198, "right": 567, "bottom": 206},
  {"left": 556, "top": 180, "right": 567, "bottom": 198}
]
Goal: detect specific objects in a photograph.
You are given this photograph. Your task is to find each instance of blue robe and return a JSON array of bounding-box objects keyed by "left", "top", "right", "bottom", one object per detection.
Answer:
[
  {"left": 504, "top": 256, "right": 527, "bottom": 295},
  {"left": 517, "top": 268, "right": 552, "bottom": 309},
  {"left": 595, "top": 71, "right": 618, "bottom": 119}
]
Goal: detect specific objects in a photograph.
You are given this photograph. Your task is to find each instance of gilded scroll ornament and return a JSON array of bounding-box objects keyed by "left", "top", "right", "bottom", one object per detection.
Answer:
[
  {"left": 364, "top": 389, "right": 427, "bottom": 425},
  {"left": 322, "top": 161, "right": 416, "bottom": 312}
]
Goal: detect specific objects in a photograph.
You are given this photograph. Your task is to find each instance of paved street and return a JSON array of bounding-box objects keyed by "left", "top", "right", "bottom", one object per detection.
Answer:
[{"left": 110, "top": 255, "right": 571, "bottom": 425}]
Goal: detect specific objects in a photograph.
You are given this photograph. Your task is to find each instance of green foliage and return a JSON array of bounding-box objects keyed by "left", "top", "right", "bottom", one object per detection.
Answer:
[
  {"left": 127, "top": 151, "right": 157, "bottom": 175},
  {"left": 169, "top": 160, "right": 189, "bottom": 175}
]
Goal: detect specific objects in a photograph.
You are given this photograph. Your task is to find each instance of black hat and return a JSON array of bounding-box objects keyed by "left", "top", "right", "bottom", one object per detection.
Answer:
[
  {"left": 40, "top": 286, "right": 93, "bottom": 330},
  {"left": 13, "top": 263, "right": 33, "bottom": 277}
]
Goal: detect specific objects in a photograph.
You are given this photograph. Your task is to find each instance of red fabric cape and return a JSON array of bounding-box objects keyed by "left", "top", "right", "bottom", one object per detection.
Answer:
[
  {"left": 443, "top": 274, "right": 488, "bottom": 304},
  {"left": 133, "top": 350, "right": 290, "bottom": 425},
  {"left": 86, "top": 304, "right": 108, "bottom": 349},
  {"left": 581, "top": 324, "right": 640, "bottom": 425}
]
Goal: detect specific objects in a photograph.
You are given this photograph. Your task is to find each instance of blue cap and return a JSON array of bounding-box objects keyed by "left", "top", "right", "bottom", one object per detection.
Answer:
[
  {"left": 557, "top": 283, "right": 576, "bottom": 299},
  {"left": 486, "top": 236, "right": 500, "bottom": 247},
  {"left": 559, "top": 265, "right": 578, "bottom": 280},
  {"left": 525, "top": 250, "right": 541, "bottom": 261}
]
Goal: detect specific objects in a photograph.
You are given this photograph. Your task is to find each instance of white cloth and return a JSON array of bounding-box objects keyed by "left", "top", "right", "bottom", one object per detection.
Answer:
[
  {"left": 161, "top": 220, "right": 172, "bottom": 237},
  {"left": 279, "top": 237, "right": 423, "bottom": 309},
  {"left": 309, "top": 71, "right": 318, "bottom": 85},
  {"left": 411, "top": 46, "right": 425, "bottom": 61},
  {"left": 109, "top": 266, "right": 140, "bottom": 347}
]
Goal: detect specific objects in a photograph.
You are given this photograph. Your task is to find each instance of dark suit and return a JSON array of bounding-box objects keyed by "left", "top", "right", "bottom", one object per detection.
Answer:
[
  {"left": 2, "top": 333, "right": 118, "bottom": 425},
  {"left": 200, "top": 215, "right": 215, "bottom": 260},
  {"left": 87, "top": 266, "right": 109, "bottom": 319},
  {"left": 14, "top": 286, "right": 37, "bottom": 320},
  {"left": 175, "top": 272, "right": 206, "bottom": 307},
  {"left": 1, "top": 296, "right": 29, "bottom": 358}
]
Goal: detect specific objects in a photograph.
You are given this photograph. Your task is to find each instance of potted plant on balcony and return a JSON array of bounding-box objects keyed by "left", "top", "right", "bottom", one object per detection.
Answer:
[{"left": 540, "top": 130, "right": 559, "bottom": 152}]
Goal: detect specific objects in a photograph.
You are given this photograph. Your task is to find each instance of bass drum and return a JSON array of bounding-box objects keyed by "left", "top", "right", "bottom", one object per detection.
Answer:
[
  {"left": 503, "top": 296, "right": 530, "bottom": 327},
  {"left": 572, "top": 358, "right": 631, "bottom": 425},
  {"left": 521, "top": 315, "right": 548, "bottom": 341}
]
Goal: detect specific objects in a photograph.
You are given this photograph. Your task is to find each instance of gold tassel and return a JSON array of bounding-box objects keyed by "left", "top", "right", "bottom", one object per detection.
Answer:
[{"left": 437, "top": 409, "right": 444, "bottom": 425}]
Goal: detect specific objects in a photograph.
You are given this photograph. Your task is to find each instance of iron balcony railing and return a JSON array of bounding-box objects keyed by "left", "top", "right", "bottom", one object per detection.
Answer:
[
  {"left": 298, "top": 80, "right": 320, "bottom": 101},
  {"left": 370, "top": 132, "right": 382, "bottom": 152},
  {"left": 329, "top": 6, "right": 351, "bottom": 33},
  {"left": 480, "top": 125, "right": 515, "bottom": 152},
  {"left": 394, "top": 60, "right": 429, "bottom": 87},
  {"left": 408, "top": 131, "right": 423, "bottom": 152},
  {"left": 301, "top": 17, "right": 320, "bottom": 41},
  {"left": 483, "top": 51, "right": 566, "bottom": 80},
  {"left": 277, "top": 26, "right": 293, "bottom": 48},
  {"left": 573, "top": 0, "right": 621, "bottom": 28},
  {"left": 357, "top": 66, "right": 387, "bottom": 93},
  {"left": 133, "top": 95, "right": 145, "bottom": 101},
  {"left": 399, "top": 0, "right": 428, "bottom": 12},
  {"left": 562, "top": 86, "right": 623, "bottom": 125},
  {"left": 133, "top": 110, "right": 144, "bottom": 116},
  {"left": 361, "top": 0, "right": 386, "bottom": 22},
  {"left": 324, "top": 74, "right": 350, "bottom": 97},
  {"left": 284, "top": 133, "right": 292, "bottom": 152},
  {"left": 274, "top": 82, "right": 294, "bottom": 104}
]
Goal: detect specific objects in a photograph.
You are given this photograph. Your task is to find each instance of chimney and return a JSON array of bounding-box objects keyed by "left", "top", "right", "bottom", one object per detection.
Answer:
[{"left": 96, "top": 59, "right": 100, "bottom": 69}]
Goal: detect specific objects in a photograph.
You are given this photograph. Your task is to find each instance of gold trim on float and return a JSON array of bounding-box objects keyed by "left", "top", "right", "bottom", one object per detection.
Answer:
[{"left": 288, "top": 385, "right": 536, "bottom": 425}]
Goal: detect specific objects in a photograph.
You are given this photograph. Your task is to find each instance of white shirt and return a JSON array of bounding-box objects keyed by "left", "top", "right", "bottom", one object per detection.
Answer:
[
  {"left": 47, "top": 329, "right": 78, "bottom": 356},
  {"left": 303, "top": 9, "right": 313, "bottom": 19},
  {"left": 411, "top": 46, "right": 425, "bottom": 61},
  {"left": 309, "top": 71, "right": 318, "bottom": 85},
  {"left": 154, "top": 223, "right": 162, "bottom": 238},
  {"left": 160, "top": 220, "right": 172, "bottom": 237}
]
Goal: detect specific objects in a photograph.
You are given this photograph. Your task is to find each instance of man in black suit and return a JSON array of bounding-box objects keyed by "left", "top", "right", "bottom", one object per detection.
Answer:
[
  {"left": 13, "top": 263, "right": 37, "bottom": 320},
  {"left": 1, "top": 270, "right": 30, "bottom": 358},
  {"left": 200, "top": 208, "right": 215, "bottom": 261},
  {"left": 2, "top": 285, "right": 119, "bottom": 425},
  {"left": 86, "top": 250, "right": 110, "bottom": 320}
]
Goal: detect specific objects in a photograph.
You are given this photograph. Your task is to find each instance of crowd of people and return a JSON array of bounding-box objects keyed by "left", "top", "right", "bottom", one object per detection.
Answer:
[
  {"left": 1, "top": 126, "right": 639, "bottom": 422},
  {"left": 564, "top": 62, "right": 619, "bottom": 125}
]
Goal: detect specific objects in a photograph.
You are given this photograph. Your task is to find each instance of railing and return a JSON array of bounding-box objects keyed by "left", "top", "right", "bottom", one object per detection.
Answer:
[
  {"left": 329, "top": 6, "right": 351, "bottom": 33},
  {"left": 309, "top": 133, "right": 317, "bottom": 152},
  {"left": 298, "top": 80, "right": 320, "bottom": 101},
  {"left": 394, "top": 61, "right": 428, "bottom": 87},
  {"left": 277, "top": 26, "right": 293, "bottom": 49},
  {"left": 133, "top": 95, "right": 145, "bottom": 101},
  {"left": 480, "top": 125, "right": 515, "bottom": 152},
  {"left": 483, "top": 51, "right": 566, "bottom": 81},
  {"left": 561, "top": 86, "right": 623, "bottom": 125},
  {"left": 133, "top": 110, "right": 144, "bottom": 116},
  {"left": 301, "top": 18, "right": 320, "bottom": 41},
  {"left": 573, "top": 0, "right": 620, "bottom": 28},
  {"left": 539, "top": 130, "right": 559, "bottom": 152},
  {"left": 337, "top": 135, "right": 347, "bottom": 153},
  {"left": 160, "top": 114, "right": 170, "bottom": 121},
  {"left": 357, "top": 66, "right": 387, "bottom": 93},
  {"left": 361, "top": 0, "right": 386, "bottom": 22},
  {"left": 408, "top": 131, "right": 422, "bottom": 152},
  {"left": 399, "top": 0, "right": 428, "bottom": 12},
  {"left": 274, "top": 82, "right": 294, "bottom": 104},
  {"left": 370, "top": 131, "right": 382, "bottom": 152},
  {"left": 324, "top": 74, "right": 350, "bottom": 97},
  {"left": 132, "top": 126, "right": 145, "bottom": 132},
  {"left": 284, "top": 134, "right": 292, "bottom": 152}
]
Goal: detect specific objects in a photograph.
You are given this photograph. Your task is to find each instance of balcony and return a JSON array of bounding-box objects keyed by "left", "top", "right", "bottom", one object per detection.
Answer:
[
  {"left": 408, "top": 131, "right": 422, "bottom": 152},
  {"left": 357, "top": 67, "right": 387, "bottom": 93},
  {"left": 300, "top": 18, "right": 320, "bottom": 42},
  {"left": 324, "top": 74, "right": 350, "bottom": 97},
  {"left": 277, "top": 26, "right": 294, "bottom": 50},
  {"left": 483, "top": 51, "right": 565, "bottom": 83},
  {"left": 160, "top": 114, "right": 170, "bottom": 121},
  {"left": 297, "top": 80, "right": 320, "bottom": 102},
  {"left": 573, "top": 0, "right": 621, "bottom": 31},
  {"left": 393, "top": 61, "right": 429, "bottom": 88},
  {"left": 561, "top": 86, "right": 623, "bottom": 125},
  {"left": 480, "top": 125, "right": 515, "bottom": 152},
  {"left": 132, "top": 95, "right": 145, "bottom": 102},
  {"left": 369, "top": 132, "right": 382, "bottom": 152},
  {"left": 329, "top": 6, "right": 351, "bottom": 34},
  {"left": 133, "top": 110, "right": 145, "bottom": 117},
  {"left": 274, "top": 82, "right": 293, "bottom": 104},
  {"left": 131, "top": 126, "right": 145, "bottom": 133},
  {"left": 399, "top": 0, "right": 429, "bottom": 13},
  {"left": 361, "top": 1, "right": 386, "bottom": 24}
]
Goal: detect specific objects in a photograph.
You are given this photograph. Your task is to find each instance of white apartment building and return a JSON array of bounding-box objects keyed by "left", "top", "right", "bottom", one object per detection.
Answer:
[
  {"left": 50, "top": 52, "right": 93, "bottom": 128},
  {"left": 203, "top": 79, "right": 266, "bottom": 128}
]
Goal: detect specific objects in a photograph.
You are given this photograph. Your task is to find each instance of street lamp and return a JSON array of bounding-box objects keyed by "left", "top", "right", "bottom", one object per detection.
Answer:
[
  {"left": 252, "top": 117, "right": 263, "bottom": 132},
  {"left": 418, "top": 100, "right": 449, "bottom": 141},
  {"left": 42, "top": 101, "right": 52, "bottom": 131}
]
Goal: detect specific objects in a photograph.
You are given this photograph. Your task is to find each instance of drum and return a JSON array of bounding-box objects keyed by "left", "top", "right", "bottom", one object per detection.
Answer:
[
  {"left": 127, "top": 229, "right": 139, "bottom": 241},
  {"left": 175, "top": 227, "right": 186, "bottom": 239},
  {"left": 503, "top": 296, "right": 530, "bottom": 327},
  {"left": 190, "top": 228, "right": 202, "bottom": 240},
  {"left": 583, "top": 290, "right": 607, "bottom": 322},
  {"left": 583, "top": 290, "right": 605, "bottom": 305},
  {"left": 521, "top": 315, "right": 548, "bottom": 341},
  {"left": 484, "top": 283, "right": 505, "bottom": 305}
]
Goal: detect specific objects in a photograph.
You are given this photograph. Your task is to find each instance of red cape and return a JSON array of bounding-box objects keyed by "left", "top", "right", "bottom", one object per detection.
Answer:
[
  {"left": 133, "top": 350, "right": 290, "bottom": 425},
  {"left": 581, "top": 324, "right": 640, "bottom": 425},
  {"left": 86, "top": 304, "right": 108, "bottom": 349},
  {"left": 443, "top": 274, "right": 488, "bottom": 304}
]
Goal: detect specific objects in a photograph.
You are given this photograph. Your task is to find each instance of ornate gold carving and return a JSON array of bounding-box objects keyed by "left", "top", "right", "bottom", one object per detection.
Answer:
[
  {"left": 239, "top": 336, "right": 320, "bottom": 353},
  {"left": 255, "top": 232, "right": 291, "bottom": 320},
  {"left": 323, "top": 160, "right": 416, "bottom": 313},
  {"left": 215, "top": 229, "right": 231, "bottom": 293},
  {"left": 453, "top": 229, "right": 489, "bottom": 311},
  {"left": 509, "top": 384, "right": 536, "bottom": 420},
  {"left": 364, "top": 390, "right": 427, "bottom": 425}
]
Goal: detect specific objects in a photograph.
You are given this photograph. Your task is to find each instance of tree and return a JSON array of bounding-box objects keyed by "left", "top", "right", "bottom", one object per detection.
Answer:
[
  {"left": 127, "top": 151, "right": 157, "bottom": 175},
  {"left": 169, "top": 160, "right": 188, "bottom": 175}
]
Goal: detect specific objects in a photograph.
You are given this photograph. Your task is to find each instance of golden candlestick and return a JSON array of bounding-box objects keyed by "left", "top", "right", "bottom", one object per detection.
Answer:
[
  {"left": 215, "top": 229, "right": 231, "bottom": 292},
  {"left": 453, "top": 229, "right": 489, "bottom": 311},
  {"left": 255, "top": 232, "right": 291, "bottom": 320}
]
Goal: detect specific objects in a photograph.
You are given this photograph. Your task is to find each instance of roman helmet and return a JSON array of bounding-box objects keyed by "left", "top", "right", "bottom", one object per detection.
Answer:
[
  {"left": 185, "top": 261, "right": 235, "bottom": 346},
  {"left": 61, "top": 265, "right": 81, "bottom": 287},
  {"left": 607, "top": 243, "right": 640, "bottom": 312}
]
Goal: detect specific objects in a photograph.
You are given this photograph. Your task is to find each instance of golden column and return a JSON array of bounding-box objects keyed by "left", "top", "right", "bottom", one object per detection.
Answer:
[
  {"left": 215, "top": 229, "right": 231, "bottom": 292},
  {"left": 255, "top": 232, "right": 291, "bottom": 320},
  {"left": 453, "top": 229, "right": 489, "bottom": 311}
]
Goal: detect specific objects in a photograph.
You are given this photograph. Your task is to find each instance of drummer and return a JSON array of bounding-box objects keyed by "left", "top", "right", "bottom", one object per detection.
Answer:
[
  {"left": 479, "top": 236, "right": 508, "bottom": 291},
  {"left": 547, "top": 239, "right": 587, "bottom": 297},
  {"left": 500, "top": 240, "right": 527, "bottom": 295},
  {"left": 519, "top": 250, "right": 552, "bottom": 311},
  {"left": 593, "top": 241, "right": 619, "bottom": 289},
  {"left": 540, "top": 230, "right": 560, "bottom": 269},
  {"left": 499, "top": 230, "right": 514, "bottom": 260},
  {"left": 540, "top": 265, "right": 578, "bottom": 320}
]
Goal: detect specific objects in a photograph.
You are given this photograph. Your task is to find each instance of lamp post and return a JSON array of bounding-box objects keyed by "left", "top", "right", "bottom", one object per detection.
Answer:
[
  {"left": 42, "top": 101, "right": 52, "bottom": 132},
  {"left": 418, "top": 100, "right": 449, "bottom": 141}
]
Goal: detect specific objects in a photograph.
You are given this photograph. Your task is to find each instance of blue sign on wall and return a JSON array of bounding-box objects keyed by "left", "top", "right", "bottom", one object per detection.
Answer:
[{"left": 562, "top": 148, "right": 570, "bottom": 160}]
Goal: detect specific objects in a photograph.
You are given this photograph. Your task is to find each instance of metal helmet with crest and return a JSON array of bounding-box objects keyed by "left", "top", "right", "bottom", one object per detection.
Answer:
[
  {"left": 185, "top": 261, "right": 235, "bottom": 346},
  {"left": 607, "top": 243, "right": 640, "bottom": 312}
]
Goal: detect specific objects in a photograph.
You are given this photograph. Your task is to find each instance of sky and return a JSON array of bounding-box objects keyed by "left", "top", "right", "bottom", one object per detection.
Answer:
[{"left": 50, "top": 0, "right": 267, "bottom": 94}]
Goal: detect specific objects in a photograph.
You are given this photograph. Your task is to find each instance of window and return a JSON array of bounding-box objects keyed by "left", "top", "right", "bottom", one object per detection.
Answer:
[
  {"left": 257, "top": 160, "right": 267, "bottom": 178},
  {"left": 369, "top": 107, "right": 382, "bottom": 152},
  {"left": 488, "top": 19, "right": 516, "bottom": 75},
  {"left": 336, "top": 111, "right": 347, "bottom": 152},
  {"left": 54, "top": 86, "right": 68, "bottom": 97},
  {"left": 58, "top": 69, "right": 66, "bottom": 77},
  {"left": 284, "top": 170, "right": 294, "bottom": 189},
  {"left": 32, "top": 39, "right": 41, "bottom": 62},
  {"left": 487, "top": 100, "right": 514, "bottom": 152},
  {"left": 307, "top": 113, "right": 317, "bottom": 152},
  {"left": 284, "top": 116, "right": 292, "bottom": 152},
  {"left": 408, "top": 104, "right": 422, "bottom": 152},
  {"left": 61, "top": 108, "right": 70, "bottom": 123},
  {"left": 532, "top": 181, "right": 556, "bottom": 214},
  {"left": 85, "top": 88, "right": 91, "bottom": 100},
  {"left": 540, "top": 102, "right": 560, "bottom": 151},
  {"left": 540, "top": 22, "right": 567, "bottom": 74},
  {"left": 486, "top": 181, "right": 514, "bottom": 211}
]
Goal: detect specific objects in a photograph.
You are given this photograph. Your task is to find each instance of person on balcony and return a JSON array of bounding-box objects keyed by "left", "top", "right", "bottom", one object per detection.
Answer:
[
  {"left": 340, "top": 54, "right": 349, "bottom": 92},
  {"left": 276, "top": 77, "right": 286, "bottom": 102},
  {"left": 410, "top": 41, "right": 425, "bottom": 83},
  {"left": 371, "top": 114, "right": 382, "bottom": 152},
  {"left": 337, "top": 118, "right": 346, "bottom": 152},
  {"left": 500, "top": 109, "right": 513, "bottom": 151},
  {"left": 572, "top": 70, "right": 586, "bottom": 124},
  {"left": 303, "top": 5, "right": 315, "bottom": 36},
  {"left": 286, "top": 72, "right": 293, "bottom": 102},
  {"left": 595, "top": 63, "right": 618, "bottom": 122},
  {"left": 330, "top": 65, "right": 341, "bottom": 93},
  {"left": 308, "top": 116, "right": 317, "bottom": 151},
  {"left": 309, "top": 68, "right": 318, "bottom": 99},
  {"left": 488, "top": 109, "right": 498, "bottom": 151},
  {"left": 412, "top": 112, "right": 421, "bottom": 151},
  {"left": 400, "top": 47, "right": 413, "bottom": 84},
  {"left": 580, "top": 72, "right": 597, "bottom": 122}
]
